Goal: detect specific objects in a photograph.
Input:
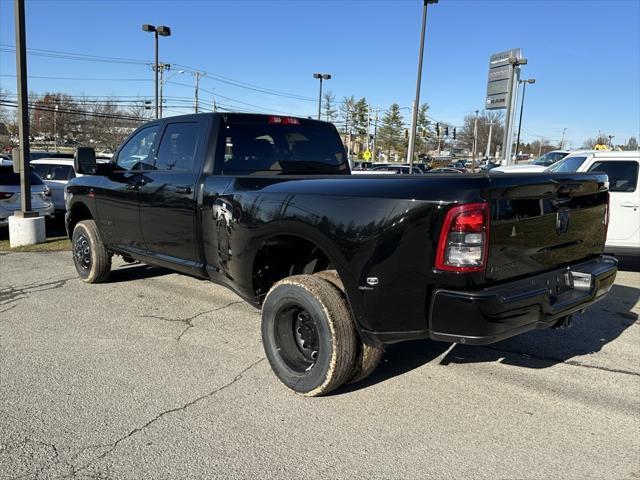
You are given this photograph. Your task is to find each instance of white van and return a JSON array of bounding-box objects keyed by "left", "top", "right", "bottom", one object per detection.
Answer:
[{"left": 547, "top": 150, "right": 639, "bottom": 255}]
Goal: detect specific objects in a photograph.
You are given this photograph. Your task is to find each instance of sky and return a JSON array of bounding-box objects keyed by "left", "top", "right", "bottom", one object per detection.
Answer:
[{"left": 0, "top": 0, "right": 639, "bottom": 148}]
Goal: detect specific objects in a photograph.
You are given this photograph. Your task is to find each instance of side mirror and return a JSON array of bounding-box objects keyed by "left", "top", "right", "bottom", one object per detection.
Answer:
[{"left": 74, "top": 147, "right": 97, "bottom": 175}]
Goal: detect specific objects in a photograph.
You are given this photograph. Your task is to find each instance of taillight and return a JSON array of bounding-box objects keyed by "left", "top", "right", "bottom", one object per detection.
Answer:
[
  {"left": 0, "top": 192, "right": 13, "bottom": 200},
  {"left": 435, "top": 202, "right": 490, "bottom": 272}
]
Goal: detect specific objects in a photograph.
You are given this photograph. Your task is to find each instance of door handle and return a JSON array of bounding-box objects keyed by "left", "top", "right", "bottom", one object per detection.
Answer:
[
  {"left": 174, "top": 185, "right": 193, "bottom": 194},
  {"left": 620, "top": 202, "right": 639, "bottom": 208}
]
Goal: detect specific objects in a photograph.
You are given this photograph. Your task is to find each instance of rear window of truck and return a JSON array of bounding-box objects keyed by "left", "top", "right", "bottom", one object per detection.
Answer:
[{"left": 219, "top": 116, "right": 349, "bottom": 175}]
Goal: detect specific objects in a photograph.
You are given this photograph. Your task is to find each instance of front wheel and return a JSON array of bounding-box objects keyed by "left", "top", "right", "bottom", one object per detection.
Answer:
[
  {"left": 72, "top": 220, "right": 111, "bottom": 283},
  {"left": 261, "top": 275, "right": 357, "bottom": 396}
]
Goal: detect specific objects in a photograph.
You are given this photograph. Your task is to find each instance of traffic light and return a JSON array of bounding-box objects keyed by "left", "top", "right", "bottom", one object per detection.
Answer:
[
  {"left": 436, "top": 123, "right": 440, "bottom": 136},
  {"left": 444, "top": 126, "right": 449, "bottom": 137},
  {"left": 453, "top": 128, "right": 456, "bottom": 140},
  {"left": 404, "top": 129, "right": 409, "bottom": 140}
]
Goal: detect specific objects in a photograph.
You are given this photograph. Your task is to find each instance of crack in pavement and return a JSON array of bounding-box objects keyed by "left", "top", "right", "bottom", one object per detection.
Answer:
[
  {"left": 478, "top": 345, "right": 640, "bottom": 377},
  {"left": 69, "top": 357, "right": 266, "bottom": 477},
  {"left": 0, "top": 277, "right": 75, "bottom": 310},
  {"left": 137, "top": 300, "right": 244, "bottom": 342}
]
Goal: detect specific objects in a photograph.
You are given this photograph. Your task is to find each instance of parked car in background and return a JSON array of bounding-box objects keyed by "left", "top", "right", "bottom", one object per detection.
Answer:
[
  {"left": 370, "top": 164, "right": 425, "bottom": 174},
  {"left": 31, "top": 157, "right": 110, "bottom": 212},
  {"left": 0, "top": 165, "right": 53, "bottom": 226},
  {"left": 428, "top": 167, "right": 465, "bottom": 173},
  {"left": 479, "top": 160, "right": 500, "bottom": 171},
  {"left": 493, "top": 150, "right": 569, "bottom": 173},
  {"left": 29, "top": 151, "right": 74, "bottom": 161},
  {"left": 447, "top": 161, "right": 467, "bottom": 170},
  {"left": 546, "top": 150, "right": 639, "bottom": 255}
]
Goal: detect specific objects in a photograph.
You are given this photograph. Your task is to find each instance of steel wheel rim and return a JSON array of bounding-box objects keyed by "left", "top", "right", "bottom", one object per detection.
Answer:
[
  {"left": 74, "top": 233, "right": 91, "bottom": 271},
  {"left": 274, "top": 304, "right": 320, "bottom": 373}
]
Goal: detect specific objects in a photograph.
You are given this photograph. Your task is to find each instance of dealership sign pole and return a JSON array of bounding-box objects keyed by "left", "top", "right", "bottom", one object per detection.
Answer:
[{"left": 485, "top": 49, "right": 527, "bottom": 166}]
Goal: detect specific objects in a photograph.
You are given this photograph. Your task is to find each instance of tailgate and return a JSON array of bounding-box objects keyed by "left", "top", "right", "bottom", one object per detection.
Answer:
[{"left": 484, "top": 172, "right": 609, "bottom": 282}]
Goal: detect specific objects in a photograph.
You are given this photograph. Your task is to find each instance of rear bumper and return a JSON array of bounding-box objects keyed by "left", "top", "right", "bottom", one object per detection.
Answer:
[
  {"left": 0, "top": 205, "right": 54, "bottom": 226},
  {"left": 428, "top": 255, "right": 617, "bottom": 345}
]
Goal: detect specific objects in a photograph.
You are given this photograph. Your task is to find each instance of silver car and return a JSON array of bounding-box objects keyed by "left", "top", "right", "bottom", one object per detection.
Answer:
[{"left": 0, "top": 164, "right": 54, "bottom": 226}]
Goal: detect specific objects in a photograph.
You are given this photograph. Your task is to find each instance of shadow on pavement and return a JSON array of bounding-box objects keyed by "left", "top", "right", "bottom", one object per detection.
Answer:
[
  {"left": 339, "top": 282, "right": 639, "bottom": 394},
  {"left": 614, "top": 255, "right": 640, "bottom": 273},
  {"left": 107, "top": 263, "right": 172, "bottom": 283}
]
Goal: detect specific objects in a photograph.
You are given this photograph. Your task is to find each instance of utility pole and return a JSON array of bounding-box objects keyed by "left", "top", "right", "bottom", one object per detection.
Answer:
[
  {"left": 157, "top": 63, "right": 170, "bottom": 118},
  {"left": 53, "top": 104, "right": 58, "bottom": 151},
  {"left": 485, "top": 121, "right": 494, "bottom": 159},
  {"left": 407, "top": 0, "right": 438, "bottom": 174},
  {"left": 472, "top": 109, "right": 479, "bottom": 168},
  {"left": 560, "top": 128, "right": 567, "bottom": 150},
  {"left": 366, "top": 103, "right": 371, "bottom": 151},
  {"left": 194, "top": 72, "right": 202, "bottom": 113},
  {"left": 371, "top": 108, "right": 379, "bottom": 162}
]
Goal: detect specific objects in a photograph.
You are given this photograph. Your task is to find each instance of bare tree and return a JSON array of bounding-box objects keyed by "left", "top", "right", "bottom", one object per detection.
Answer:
[{"left": 458, "top": 110, "right": 505, "bottom": 157}]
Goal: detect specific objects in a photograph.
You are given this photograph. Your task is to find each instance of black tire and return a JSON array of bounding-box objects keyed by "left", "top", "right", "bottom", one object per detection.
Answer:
[
  {"left": 314, "top": 270, "right": 384, "bottom": 384},
  {"left": 72, "top": 220, "right": 111, "bottom": 283},
  {"left": 261, "top": 274, "right": 356, "bottom": 396}
]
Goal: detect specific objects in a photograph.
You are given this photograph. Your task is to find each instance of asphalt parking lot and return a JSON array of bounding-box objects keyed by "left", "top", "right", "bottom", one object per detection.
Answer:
[{"left": 1, "top": 252, "right": 639, "bottom": 479}]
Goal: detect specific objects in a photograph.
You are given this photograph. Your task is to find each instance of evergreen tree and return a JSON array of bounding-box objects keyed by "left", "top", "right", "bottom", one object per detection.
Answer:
[
  {"left": 378, "top": 103, "right": 405, "bottom": 159},
  {"left": 415, "top": 102, "right": 431, "bottom": 154}
]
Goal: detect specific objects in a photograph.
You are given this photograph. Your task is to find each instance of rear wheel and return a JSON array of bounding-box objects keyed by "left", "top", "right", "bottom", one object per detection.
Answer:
[
  {"left": 261, "top": 274, "right": 356, "bottom": 396},
  {"left": 72, "top": 220, "right": 111, "bottom": 283},
  {"left": 314, "top": 270, "right": 384, "bottom": 384}
]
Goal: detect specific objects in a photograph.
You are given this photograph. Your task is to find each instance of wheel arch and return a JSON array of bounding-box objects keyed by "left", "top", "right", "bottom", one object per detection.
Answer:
[{"left": 66, "top": 201, "right": 94, "bottom": 239}]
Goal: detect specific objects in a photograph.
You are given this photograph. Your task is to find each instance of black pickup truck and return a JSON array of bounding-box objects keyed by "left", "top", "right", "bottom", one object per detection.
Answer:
[{"left": 66, "top": 113, "right": 617, "bottom": 396}]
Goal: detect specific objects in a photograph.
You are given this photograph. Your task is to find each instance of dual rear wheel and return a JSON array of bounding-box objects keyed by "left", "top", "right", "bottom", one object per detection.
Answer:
[{"left": 261, "top": 271, "right": 384, "bottom": 396}]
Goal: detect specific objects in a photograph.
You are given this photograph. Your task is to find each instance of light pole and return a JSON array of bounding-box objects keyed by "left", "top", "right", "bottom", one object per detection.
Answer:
[
  {"left": 142, "top": 24, "right": 171, "bottom": 119},
  {"left": 472, "top": 109, "right": 479, "bottom": 168},
  {"left": 608, "top": 135, "right": 614, "bottom": 148},
  {"left": 514, "top": 78, "right": 535, "bottom": 161},
  {"left": 407, "top": 0, "right": 438, "bottom": 173},
  {"left": 560, "top": 127, "right": 567, "bottom": 150},
  {"left": 313, "top": 73, "right": 331, "bottom": 120}
]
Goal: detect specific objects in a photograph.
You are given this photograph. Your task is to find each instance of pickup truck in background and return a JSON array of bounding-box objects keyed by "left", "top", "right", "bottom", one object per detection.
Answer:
[{"left": 65, "top": 113, "right": 617, "bottom": 396}]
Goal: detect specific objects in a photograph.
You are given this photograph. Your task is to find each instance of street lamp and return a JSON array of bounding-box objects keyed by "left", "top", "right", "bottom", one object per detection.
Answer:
[
  {"left": 142, "top": 23, "right": 171, "bottom": 119},
  {"left": 407, "top": 0, "right": 438, "bottom": 173},
  {"left": 313, "top": 73, "right": 331, "bottom": 120},
  {"left": 514, "top": 78, "right": 535, "bottom": 161}
]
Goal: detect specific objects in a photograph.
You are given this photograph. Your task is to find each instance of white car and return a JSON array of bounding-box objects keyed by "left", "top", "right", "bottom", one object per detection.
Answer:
[
  {"left": 547, "top": 150, "right": 640, "bottom": 255},
  {"left": 0, "top": 163, "right": 54, "bottom": 226},
  {"left": 31, "top": 157, "right": 109, "bottom": 212},
  {"left": 492, "top": 150, "right": 569, "bottom": 173}
]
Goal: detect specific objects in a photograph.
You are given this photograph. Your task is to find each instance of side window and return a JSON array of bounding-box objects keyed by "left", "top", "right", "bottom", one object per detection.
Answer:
[
  {"left": 116, "top": 125, "right": 160, "bottom": 171},
  {"left": 588, "top": 161, "right": 639, "bottom": 192},
  {"left": 47, "top": 165, "right": 74, "bottom": 181},
  {"left": 32, "top": 164, "right": 50, "bottom": 179},
  {"left": 155, "top": 122, "right": 200, "bottom": 171}
]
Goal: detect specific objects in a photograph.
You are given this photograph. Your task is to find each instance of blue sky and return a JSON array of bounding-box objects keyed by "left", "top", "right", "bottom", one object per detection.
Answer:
[{"left": 1, "top": 0, "right": 639, "bottom": 148}]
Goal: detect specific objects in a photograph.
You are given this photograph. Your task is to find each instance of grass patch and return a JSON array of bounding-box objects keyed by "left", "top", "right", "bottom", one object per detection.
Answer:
[{"left": 0, "top": 235, "right": 70, "bottom": 252}]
